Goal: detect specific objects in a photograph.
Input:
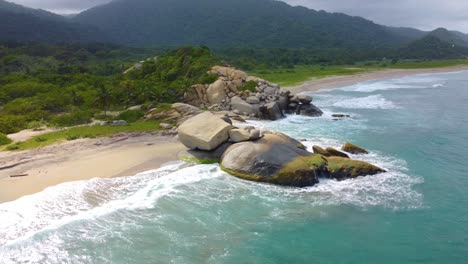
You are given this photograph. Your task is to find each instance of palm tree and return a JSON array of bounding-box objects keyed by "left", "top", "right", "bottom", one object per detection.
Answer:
[{"left": 94, "top": 85, "right": 113, "bottom": 116}]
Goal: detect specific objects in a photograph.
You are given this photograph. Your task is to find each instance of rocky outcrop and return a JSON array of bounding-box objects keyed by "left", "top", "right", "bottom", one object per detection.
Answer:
[
  {"left": 325, "top": 147, "right": 350, "bottom": 158},
  {"left": 325, "top": 157, "right": 385, "bottom": 180},
  {"left": 313, "top": 145, "right": 331, "bottom": 156},
  {"left": 220, "top": 133, "right": 323, "bottom": 187},
  {"left": 341, "top": 142, "right": 369, "bottom": 154},
  {"left": 183, "top": 66, "right": 323, "bottom": 120},
  {"left": 178, "top": 142, "right": 232, "bottom": 164},
  {"left": 177, "top": 112, "right": 233, "bottom": 151},
  {"left": 176, "top": 112, "right": 385, "bottom": 186},
  {"left": 145, "top": 103, "right": 202, "bottom": 125}
]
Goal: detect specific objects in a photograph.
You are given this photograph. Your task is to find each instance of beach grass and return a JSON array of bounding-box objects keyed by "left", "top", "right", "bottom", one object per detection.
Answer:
[
  {"left": 4, "top": 121, "right": 162, "bottom": 151},
  {"left": 249, "top": 65, "right": 371, "bottom": 87},
  {"left": 389, "top": 59, "right": 468, "bottom": 69}
]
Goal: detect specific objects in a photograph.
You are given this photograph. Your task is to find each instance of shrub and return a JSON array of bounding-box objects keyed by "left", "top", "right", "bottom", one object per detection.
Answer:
[
  {"left": 0, "top": 133, "right": 12, "bottom": 146},
  {"left": 117, "top": 110, "right": 145, "bottom": 123},
  {"left": 199, "top": 73, "right": 218, "bottom": 84},
  {"left": 51, "top": 111, "right": 93, "bottom": 127},
  {"left": 242, "top": 81, "right": 257, "bottom": 92},
  {"left": 6, "top": 144, "right": 20, "bottom": 151},
  {"left": 27, "top": 120, "right": 47, "bottom": 131},
  {"left": 0, "top": 115, "right": 28, "bottom": 134},
  {"left": 66, "top": 134, "right": 79, "bottom": 141},
  {"left": 35, "top": 137, "right": 47, "bottom": 142}
]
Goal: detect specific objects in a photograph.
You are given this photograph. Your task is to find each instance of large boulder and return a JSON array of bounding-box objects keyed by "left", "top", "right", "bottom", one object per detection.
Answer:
[
  {"left": 178, "top": 142, "right": 232, "bottom": 164},
  {"left": 325, "top": 157, "right": 385, "bottom": 180},
  {"left": 296, "top": 104, "right": 323, "bottom": 117},
  {"left": 297, "top": 94, "right": 313, "bottom": 104},
  {"left": 230, "top": 96, "right": 259, "bottom": 116},
  {"left": 342, "top": 143, "right": 369, "bottom": 154},
  {"left": 172, "top": 103, "right": 202, "bottom": 116},
  {"left": 220, "top": 133, "right": 326, "bottom": 187},
  {"left": 260, "top": 102, "right": 284, "bottom": 120},
  {"left": 325, "top": 147, "right": 350, "bottom": 158},
  {"left": 229, "top": 128, "right": 251, "bottom": 143},
  {"left": 211, "top": 66, "right": 248, "bottom": 81},
  {"left": 312, "top": 146, "right": 331, "bottom": 156},
  {"left": 206, "top": 79, "right": 228, "bottom": 105},
  {"left": 178, "top": 112, "right": 233, "bottom": 151}
]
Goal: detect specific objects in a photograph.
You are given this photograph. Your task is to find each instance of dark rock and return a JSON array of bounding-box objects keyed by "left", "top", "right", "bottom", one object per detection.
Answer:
[
  {"left": 332, "top": 114, "right": 351, "bottom": 118},
  {"left": 326, "top": 147, "right": 350, "bottom": 158},
  {"left": 277, "top": 96, "right": 289, "bottom": 112},
  {"left": 313, "top": 146, "right": 331, "bottom": 156},
  {"left": 342, "top": 142, "right": 369, "bottom": 154},
  {"left": 178, "top": 142, "right": 232, "bottom": 164},
  {"left": 297, "top": 94, "right": 313, "bottom": 104},
  {"left": 221, "top": 116, "right": 233, "bottom": 125},
  {"left": 221, "top": 133, "right": 325, "bottom": 187},
  {"left": 325, "top": 156, "right": 386, "bottom": 180},
  {"left": 260, "top": 102, "right": 284, "bottom": 120},
  {"left": 296, "top": 103, "right": 323, "bottom": 117}
]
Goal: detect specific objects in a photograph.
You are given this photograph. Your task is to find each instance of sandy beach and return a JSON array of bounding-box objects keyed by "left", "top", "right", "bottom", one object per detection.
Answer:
[
  {"left": 2, "top": 65, "right": 468, "bottom": 204},
  {"left": 288, "top": 66, "right": 468, "bottom": 93},
  {"left": 0, "top": 133, "right": 185, "bottom": 203}
]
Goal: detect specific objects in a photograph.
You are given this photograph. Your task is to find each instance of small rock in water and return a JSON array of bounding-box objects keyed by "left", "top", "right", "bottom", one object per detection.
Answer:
[
  {"left": 326, "top": 147, "right": 350, "bottom": 158},
  {"left": 342, "top": 142, "right": 369, "bottom": 154},
  {"left": 332, "top": 114, "right": 351, "bottom": 118}
]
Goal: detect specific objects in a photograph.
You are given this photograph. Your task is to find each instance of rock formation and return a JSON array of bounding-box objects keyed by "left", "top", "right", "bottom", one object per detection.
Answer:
[
  {"left": 177, "top": 112, "right": 386, "bottom": 187},
  {"left": 342, "top": 142, "right": 370, "bottom": 154},
  {"left": 183, "top": 66, "right": 323, "bottom": 120}
]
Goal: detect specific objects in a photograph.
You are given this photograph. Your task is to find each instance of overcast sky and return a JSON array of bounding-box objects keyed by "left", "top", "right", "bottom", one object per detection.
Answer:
[{"left": 8, "top": 0, "right": 468, "bottom": 32}]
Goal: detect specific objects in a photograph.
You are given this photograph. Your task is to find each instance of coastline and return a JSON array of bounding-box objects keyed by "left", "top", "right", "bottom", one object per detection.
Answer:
[
  {"left": 2, "top": 65, "right": 468, "bottom": 204},
  {"left": 287, "top": 65, "right": 468, "bottom": 93},
  {"left": 0, "top": 133, "right": 185, "bottom": 203}
]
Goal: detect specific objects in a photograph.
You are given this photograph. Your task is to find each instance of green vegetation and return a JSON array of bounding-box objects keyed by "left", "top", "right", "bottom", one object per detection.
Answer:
[
  {"left": 0, "top": 133, "right": 12, "bottom": 146},
  {"left": 241, "top": 81, "right": 257, "bottom": 92},
  {"left": 248, "top": 58, "right": 468, "bottom": 87},
  {"left": 0, "top": 44, "right": 217, "bottom": 136},
  {"left": 250, "top": 65, "right": 371, "bottom": 86},
  {"left": 388, "top": 59, "right": 468, "bottom": 69},
  {"left": 179, "top": 156, "right": 220, "bottom": 164},
  {"left": 6, "top": 121, "right": 161, "bottom": 150}
]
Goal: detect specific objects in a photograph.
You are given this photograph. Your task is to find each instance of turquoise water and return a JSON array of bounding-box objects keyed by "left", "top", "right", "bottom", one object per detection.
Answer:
[{"left": 1, "top": 71, "right": 468, "bottom": 263}]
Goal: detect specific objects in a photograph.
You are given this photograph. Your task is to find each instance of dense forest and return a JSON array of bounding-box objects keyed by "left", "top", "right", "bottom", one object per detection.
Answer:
[{"left": 0, "top": 44, "right": 219, "bottom": 136}]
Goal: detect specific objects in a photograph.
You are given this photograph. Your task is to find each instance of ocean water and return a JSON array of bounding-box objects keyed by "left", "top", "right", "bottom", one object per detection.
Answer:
[{"left": 1, "top": 71, "right": 468, "bottom": 263}]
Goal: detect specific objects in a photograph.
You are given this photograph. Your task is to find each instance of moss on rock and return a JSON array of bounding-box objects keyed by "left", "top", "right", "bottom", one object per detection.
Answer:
[
  {"left": 325, "top": 156, "right": 385, "bottom": 180},
  {"left": 180, "top": 156, "right": 220, "bottom": 164},
  {"left": 342, "top": 142, "right": 369, "bottom": 154}
]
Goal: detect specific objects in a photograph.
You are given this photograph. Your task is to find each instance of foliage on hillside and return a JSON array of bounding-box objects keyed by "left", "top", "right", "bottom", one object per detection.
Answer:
[
  {"left": 0, "top": 44, "right": 218, "bottom": 135},
  {"left": 74, "top": 0, "right": 411, "bottom": 49},
  {"left": 399, "top": 36, "right": 468, "bottom": 60}
]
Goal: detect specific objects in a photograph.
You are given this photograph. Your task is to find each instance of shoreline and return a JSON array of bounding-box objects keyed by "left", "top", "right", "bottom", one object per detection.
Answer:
[
  {"left": 2, "top": 65, "right": 467, "bottom": 204},
  {"left": 287, "top": 65, "right": 468, "bottom": 93},
  {"left": 0, "top": 133, "right": 185, "bottom": 203}
]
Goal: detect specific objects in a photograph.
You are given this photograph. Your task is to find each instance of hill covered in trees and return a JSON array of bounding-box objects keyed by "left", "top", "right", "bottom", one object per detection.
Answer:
[
  {"left": 0, "top": 44, "right": 219, "bottom": 135},
  {"left": 0, "top": 0, "right": 106, "bottom": 43},
  {"left": 74, "top": 0, "right": 416, "bottom": 49},
  {"left": 1, "top": 0, "right": 468, "bottom": 62}
]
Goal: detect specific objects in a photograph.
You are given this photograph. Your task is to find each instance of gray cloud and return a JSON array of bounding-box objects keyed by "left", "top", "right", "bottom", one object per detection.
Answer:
[
  {"left": 9, "top": 0, "right": 111, "bottom": 14},
  {"left": 7, "top": 0, "right": 468, "bottom": 32},
  {"left": 283, "top": 0, "right": 468, "bottom": 32}
]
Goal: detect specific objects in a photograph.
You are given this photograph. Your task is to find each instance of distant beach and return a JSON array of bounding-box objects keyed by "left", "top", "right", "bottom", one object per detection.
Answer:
[{"left": 288, "top": 65, "right": 468, "bottom": 92}]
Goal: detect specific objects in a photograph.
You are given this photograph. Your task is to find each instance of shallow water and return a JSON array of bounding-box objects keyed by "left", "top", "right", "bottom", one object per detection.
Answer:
[{"left": 1, "top": 71, "right": 468, "bottom": 263}]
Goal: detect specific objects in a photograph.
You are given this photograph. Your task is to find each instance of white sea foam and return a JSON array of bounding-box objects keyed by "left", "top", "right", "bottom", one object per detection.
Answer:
[
  {"left": 339, "top": 75, "right": 445, "bottom": 92},
  {"left": 0, "top": 162, "right": 223, "bottom": 247},
  {"left": 332, "top": 94, "right": 400, "bottom": 109}
]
